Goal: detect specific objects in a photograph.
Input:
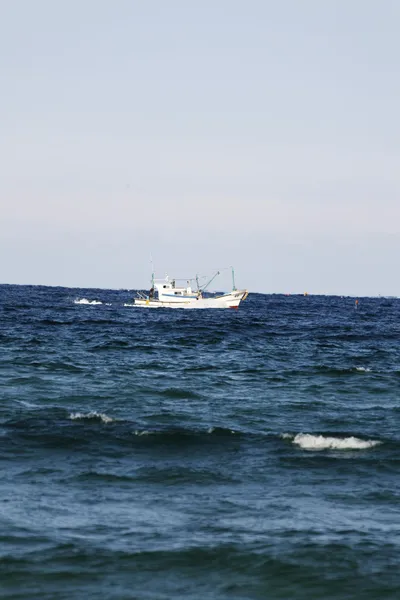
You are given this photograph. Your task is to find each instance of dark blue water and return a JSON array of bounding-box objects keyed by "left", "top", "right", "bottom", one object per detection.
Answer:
[{"left": 1, "top": 285, "right": 399, "bottom": 599}]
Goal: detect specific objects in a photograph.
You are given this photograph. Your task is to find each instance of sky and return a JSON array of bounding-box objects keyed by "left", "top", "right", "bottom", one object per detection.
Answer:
[{"left": 1, "top": 0, "right": 399, "bottom": 295}]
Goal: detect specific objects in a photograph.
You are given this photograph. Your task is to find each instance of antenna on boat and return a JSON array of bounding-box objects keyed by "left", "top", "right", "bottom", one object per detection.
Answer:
[{"left": 231, "top": 266, "right": 237, "bottom": 291}]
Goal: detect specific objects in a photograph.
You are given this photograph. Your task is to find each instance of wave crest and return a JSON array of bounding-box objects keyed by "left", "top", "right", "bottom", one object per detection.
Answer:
[
  {"left": 74, "top": 298, "right": 103, "bottom": 305},
  {"left": 69, "top": 411, "right": 114, "bottom": 424},
  {"left": 283, "top": 433, "right": 381, "bottom": 450}
]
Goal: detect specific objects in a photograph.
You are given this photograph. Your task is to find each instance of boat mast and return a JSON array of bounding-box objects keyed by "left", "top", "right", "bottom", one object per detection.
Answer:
[
  {"left": 150, "top": 255, "right": 155, "bottom": 289},
  {"left": 231, "top": 266, "right": 236, "bottom": 291}
]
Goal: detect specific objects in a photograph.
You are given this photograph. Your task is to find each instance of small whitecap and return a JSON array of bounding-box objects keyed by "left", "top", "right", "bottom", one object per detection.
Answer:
[
  {"left": 292, "top": 433, "right": 381, "bottom": 451},
  {"left": 74, "top": 298, "right": 103, "bottom": 305},
  {"left": 281, "top": 433, "right": 294, "bottom": 440},
  {"left": 69, "top": 411, "right": 114, "bottom": 424},
  {"left": 355, "top": 367, "right": 371, "bottom": 372}
]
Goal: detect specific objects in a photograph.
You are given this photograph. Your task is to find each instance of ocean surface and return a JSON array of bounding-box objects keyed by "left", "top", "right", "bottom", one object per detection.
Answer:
[{"left": 1, "top": 284, "right": 399, "bottom": 600}]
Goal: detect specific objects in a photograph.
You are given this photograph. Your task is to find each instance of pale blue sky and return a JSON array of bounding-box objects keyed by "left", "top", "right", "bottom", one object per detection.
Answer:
[{"left": 1, "top": 0, "right": 399, "bottom": 294}]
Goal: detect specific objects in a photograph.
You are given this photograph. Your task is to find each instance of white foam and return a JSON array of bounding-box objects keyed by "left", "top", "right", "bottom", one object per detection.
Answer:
[
  {"left": 288, "top": 433, "right": 381, "bottom": 450},
  {"left": 124, "top": 303, "right": 135, "bottom": 307},
  {"left": 69, "top": 411, "right": 114, "bottom": 424},
  {"left": 74, "top": 298, "right": 103, "bottom": 305},
  {"left": 355, "top": 367, "right": 371, "bottom": 372}
]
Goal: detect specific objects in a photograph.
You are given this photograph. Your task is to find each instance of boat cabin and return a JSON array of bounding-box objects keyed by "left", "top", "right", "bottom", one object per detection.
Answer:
[{"left": 154, "top": 278, "right": 201, "bottom": 303}]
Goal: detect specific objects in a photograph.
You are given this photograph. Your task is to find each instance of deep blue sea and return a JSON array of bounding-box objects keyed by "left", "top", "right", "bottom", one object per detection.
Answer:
[{"left": 1, "top": 284, "right": 399, "bottom": 599}]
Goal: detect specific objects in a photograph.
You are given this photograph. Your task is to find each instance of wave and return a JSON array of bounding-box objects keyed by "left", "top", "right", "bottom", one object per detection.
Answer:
[
  {"left": 3, "top": 412, "right": 390, "bottom": 458},
  {"left": 40, "top": 319, "right": 71, "bottom": 326},
  {"left": 68, "top": 411, "right": 115, "bottom": 424},
  {"left": 314, "top": 365, "right": 372, "bottom": 375},
  {"left": 133, "top": 429, "right": 151, "bottom": 436},
  {"left": 207, "top": 426, "right": 237, "bottom": 435},
  {"left": 74, "top": 298, "right": 103, "bottom": 305},
  {"left": 12, "top": 399, "right": 43, "bottom": 409},
  {"left": 159, "top": 388, "right": 203, "bottom": 400},
  {"left": 132, "top": 426, "right": 239, "bottom": 438},
  {"left": 73, "top": 471, "right": 135, "bottom": 483},
  {"left": 92, "top": 340, "right": 131, "bottom": 350},
  {"left": 183, "top": 365, "right": 219, "bottom": 373},
  {"left": 283, "top": 433, "right": 381, "bottom": 450}
]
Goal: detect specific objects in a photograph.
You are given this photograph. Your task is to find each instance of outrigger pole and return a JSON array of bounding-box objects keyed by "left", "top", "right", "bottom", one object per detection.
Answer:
[{"left": 201, "top": 270, "right": 220, "bottom": 294}]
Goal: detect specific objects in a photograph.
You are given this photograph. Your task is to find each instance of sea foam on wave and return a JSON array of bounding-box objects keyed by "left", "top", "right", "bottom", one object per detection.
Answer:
[
  {"left": 69, "top": 411, "right": 114, "bottom": 424},
  {"left": 74, "top": 298, "right": 103, "bottom": 305},
  {"left": 283, "top": 433, "right": 381, "bottom": 450},
  {"left": 207, "top": 426, "right": 237, "bottom": 434}
]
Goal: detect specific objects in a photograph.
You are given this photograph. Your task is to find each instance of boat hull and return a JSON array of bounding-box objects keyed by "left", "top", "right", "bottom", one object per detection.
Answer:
[{"left": 133, "top": 290, "right": 248, "bottom": 309}]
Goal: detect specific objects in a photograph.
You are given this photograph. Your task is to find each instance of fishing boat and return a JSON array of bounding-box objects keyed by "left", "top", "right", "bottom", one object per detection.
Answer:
[{"left": 133, "top": 268, "right": 248, "bottom": 309}]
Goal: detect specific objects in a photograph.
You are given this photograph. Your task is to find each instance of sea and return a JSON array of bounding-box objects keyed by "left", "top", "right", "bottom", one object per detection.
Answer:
[{"left": 0, "top": 284, "right": 399, "bottom": 600}]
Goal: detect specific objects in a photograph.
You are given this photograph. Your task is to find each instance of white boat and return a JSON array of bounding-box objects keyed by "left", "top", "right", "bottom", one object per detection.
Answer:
[{"left": 133, "top": 268, "right": 248, "bottom": 309}]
